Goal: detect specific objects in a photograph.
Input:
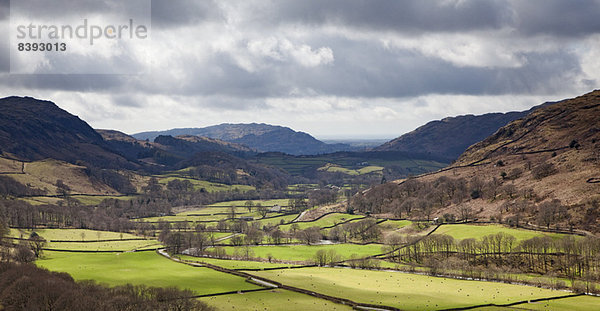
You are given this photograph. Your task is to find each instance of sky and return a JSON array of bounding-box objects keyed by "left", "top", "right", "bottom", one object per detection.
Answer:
[{"left": 1, "top": 0, "right": 599, "bottom": 139}]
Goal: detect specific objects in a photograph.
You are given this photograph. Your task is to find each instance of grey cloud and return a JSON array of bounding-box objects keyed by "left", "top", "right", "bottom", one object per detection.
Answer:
[
  {"left": 231, "top": 0, "right": 600, "bottom": 38},
  {"left": 0, "top": 0, "right": 8, "bottom": 72},
  {"left": 10, "top": 0, "right": 150, "bottom": 20},
  {"left": 0, "top": 74, "right": 123, "bottom": 92},
  {"left": 0, "top": 0, "right": 8, "bottom": 20},
  {"left": 112, "top": 94, "right": 142, "bottom": 107},
  {"left": 0, "top": 0, "right": 597, "bottom": 102},
  {"left": 283, "top": 38, "right": 584, "bottom": 98},
  {"left": 243, "top": 0, "right": 513, "bottom": 33},
  {"left": 511, "top": 0, "right": 600, "bottom": 37},
  {"left": 151, "top": 0, "right": 222, "bottom": 28}
]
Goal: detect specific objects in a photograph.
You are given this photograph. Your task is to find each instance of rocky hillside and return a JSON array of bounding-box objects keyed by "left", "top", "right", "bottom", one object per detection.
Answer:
[
  {"left": 445, "top": 90, "right": 600, "bottom": 207},
  {"left": 374, "top": 106, "right": 548, "bottom": 162},
  {"left": 0, "top": 97, "right": 134, "bottom": 169},
  {"left": 134, "top": 123, "right": 354, "bottom": 155},
  {"left": 353, "top": 90, "right": 600, "bottom": 232}
]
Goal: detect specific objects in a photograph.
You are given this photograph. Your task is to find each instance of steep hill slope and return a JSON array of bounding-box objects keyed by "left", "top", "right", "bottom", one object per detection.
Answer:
[
  {"left": 353, "top": 90, "right": 600, "bottom": 232},
  {"left": 375, "top": 106, "right": 548, "bottom": 162},
  {"left": 0, "top": 97, "right": 134, "bottom": 169},
  {"left": 134, "top": 123, "right": 353, "bottom": 155}
]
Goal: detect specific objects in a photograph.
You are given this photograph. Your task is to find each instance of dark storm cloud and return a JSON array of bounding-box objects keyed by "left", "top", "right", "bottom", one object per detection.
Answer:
[
  {"left": 0, "top": 0, "right": 8, "bottom": 73},
  {"left": 0, "top": 0, "right": 598, "bottom": 101},
  {"left": 511, "top": 0, "right": 600, "bottom": 37},
  {"left": 260, "top": 0, "right": 513, "bottom": 33},
  {"left": 0, "top": 0, "right": 8, "bottom": 20},
  {"left": 151, "top": 0, "right": 222, "bottom": 27},
  {"left": 273, "top": 38, "right": 583, "bottom": 98},
  {"left": 10, "top": 0, "right": 150, "bottom": 20}
]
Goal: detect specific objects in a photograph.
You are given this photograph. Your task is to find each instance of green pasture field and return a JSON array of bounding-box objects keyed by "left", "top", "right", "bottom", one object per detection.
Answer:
[
  {"left": 179, "top": 206, "right": 249, "bottom": 215},
  {"left": 279, "top": 213, "right": 364, "bottom": 231},
  {"left": 318, "top": 164, "right": 384, "bottom": 176},
  {"left": 252, "top": 268, "right": 567, "bottom": 311},
  {"left": 435, "top": 224, "right": 569, "bottom": 242},
  {"left": 505, "top": 295, "right": 600, "bottom": 311},
  {"left": 286, "top": 184, "right": 318, "bottom": 190},
  {"left": 19, "top": 196, "right": 64, "bottom": 205},
  {"left": 207, "top": 199, "right": 292, "bottom": 207},
  {"left": 46, "top": 240, "right": 161, "bottom": 251},
  {"left": 72, "top": 195, "right": 138, "bottom": 206},
  {"left": 135, "top": 214, "right": 228, "bottom": 223},
  {"left": 9, "top": 228, "right": 143, "bottom": 241},
  {"left": 36, "top": 251, "right": 260, "bottom": 295},
  {"left": 378, "top": 219, "right": 412, "bottom": 230},
  {"left": 210, "top": 232, "right": 236, "bottom": 240},
  {"left": 220, "top": 243, "right": 384, "bottom": 262},
  {"left": 200, "top": 289, "right": 354, "bottom": 311},
  {"left": 155, "top": 176, "right": 255, "bottom": 193},
  {"left": 20, "top": 194, "right": 132, "bottom": 207},
  {"left": 137, "top": 209, "right": 288, "bottom": 223},
  {"left": 178, "top": 255, "right": 298, "bottom": 270},
  {"left": 251, "top": 214, "right": 299, "bottom": 227}
]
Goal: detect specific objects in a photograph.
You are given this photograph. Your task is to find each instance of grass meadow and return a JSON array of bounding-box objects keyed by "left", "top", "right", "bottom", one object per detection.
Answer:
[
  {"left": 435, "top": 224, "right": 569, "bottom": 242},
  {"left": 199, "top": 289, "right": 353, "bottom": 311},
  {"left": 253, "top": 267, "right": 568, "bottom": 310},
  {"left": 37, "top": 251, "right": 260, "bottom": 295}
]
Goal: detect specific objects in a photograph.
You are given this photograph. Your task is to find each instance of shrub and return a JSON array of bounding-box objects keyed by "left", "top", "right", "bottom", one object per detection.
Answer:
[{"left": 532, "top": 162, "right": 556, "bottom": 179}]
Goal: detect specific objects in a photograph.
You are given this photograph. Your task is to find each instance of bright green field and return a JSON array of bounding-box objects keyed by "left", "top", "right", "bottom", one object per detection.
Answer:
[
  {"left": 220, "top": 243, "right": 384, "bottom": 262},
  {"left": 280, "top": 213, "right": 364, "bottom": 231},
  {"left": 252, "top": 214, "right": 298, "bottom": 227},
  {"left": 46, "top": 240, "right": 161, "bottom": 251},
  {"left": 253, "top": 268, "right": 567, "bottom": 311},
  {"left": 72, "top": 195, "right": 138, "bottom": 206},
  {"left": 179, "top": 256, "right": 298, "bottom": 270},
  {"left": 208, "top": 199, "right": 292, "bottom": 207},
  {"left": 137, "top": 210, "right": 288, "bottom": 224},
  {"left": 23, "top": 195, "right": 127, "bottom": 206},
  {"left": 318, "top": 164, "right": 384, "bottom": 176},
  {"left": 180, "top": 206, "right": 248, "bottom": 215},
  {"left": 378, "top": 219, "right": 412, "bottom": 230},
  {"left": 435, "top": 224, "right": 568, "bottom": 242},
  {"left": 9, "top": 228, "right": 143, "bottom": 241},
  {"left": 156, "top": 176, "right": 255, "bottom": 193},
  {"left": 504, "top": 295, "right": 600, "bottom": 311},
  {"left": 36, "top": 251, "right": 260, "bottom": 295},
  {"left": 200, "top": 289, "right": 353, "bottom": 311}
]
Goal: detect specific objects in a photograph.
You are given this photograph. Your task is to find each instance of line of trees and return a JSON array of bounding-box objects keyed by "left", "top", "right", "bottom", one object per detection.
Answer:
[
  {"left": 388, "top": 232, "right": 600, "bottom": 287},
  {"left": 350, "top": 173, "right": 600, "bottom": 232}
]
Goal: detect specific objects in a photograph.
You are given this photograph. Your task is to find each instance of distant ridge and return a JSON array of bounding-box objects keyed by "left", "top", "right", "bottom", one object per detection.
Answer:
[
  {"left": 133, "top": 123, "right": 354, "bottom": 155},
  {"left": 374, "top": 104, "right": 549, "bottom": 162}
]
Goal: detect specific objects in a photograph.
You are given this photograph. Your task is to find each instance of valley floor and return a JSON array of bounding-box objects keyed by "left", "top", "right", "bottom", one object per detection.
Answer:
[{"left": 24, "top": 201, "right": 600, "bottom": 311}]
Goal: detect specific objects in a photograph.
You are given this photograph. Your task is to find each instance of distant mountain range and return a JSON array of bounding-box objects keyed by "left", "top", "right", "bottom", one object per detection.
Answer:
[
  {"left": 133, "top": 123, "right": 355, "bottom": 156},
  {"left": 374, "top": 104, "right": 549, "bottom": 162}
]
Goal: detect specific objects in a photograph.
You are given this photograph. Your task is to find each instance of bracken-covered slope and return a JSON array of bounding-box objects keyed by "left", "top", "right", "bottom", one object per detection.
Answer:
[
  {"left": 428, "top": 90, "right": 600, "bottom": 219},
  {"left": 355, "top": 90, "right": 600, "bottom": 232},
  {"left": 0, "top": 97, "right": 134, "bottom": 169},
  {"left": 374, "top": 107, "right": 547, "bottom": 162},
  {"left": 454, "top": 91, "right": 600, "bottom": 168}
]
